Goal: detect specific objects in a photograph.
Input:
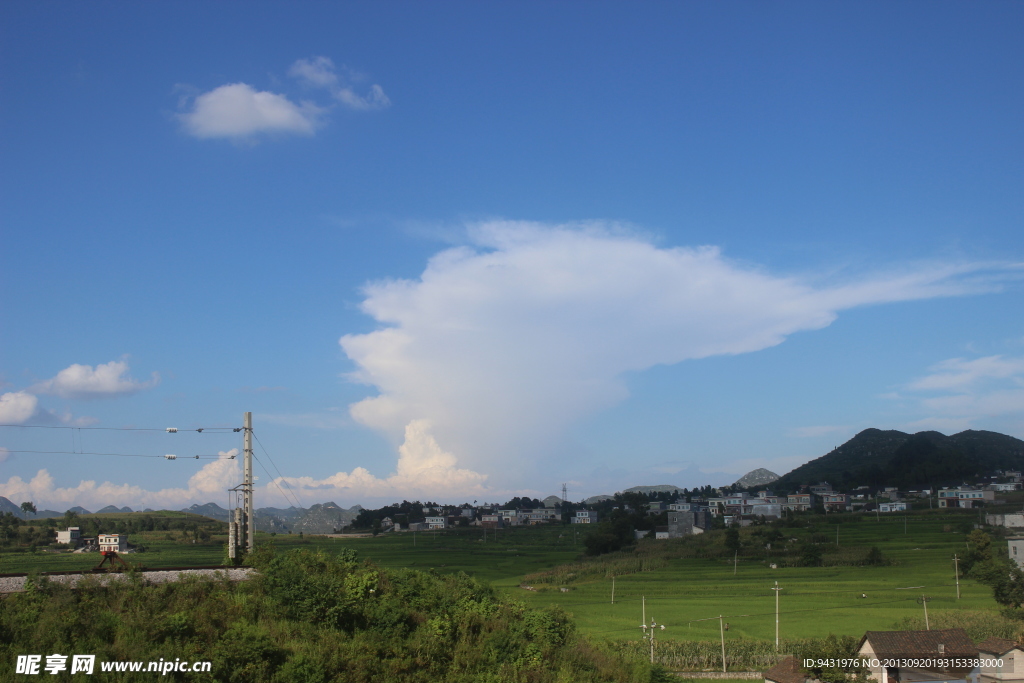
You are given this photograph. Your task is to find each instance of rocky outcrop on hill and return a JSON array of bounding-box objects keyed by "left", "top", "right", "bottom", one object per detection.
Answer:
[
  {"left": 734, "top": 468, "right": 779, "bottom": 488},
  {"left": 291, "top": 502, "right": 363, "bottom": 534}
]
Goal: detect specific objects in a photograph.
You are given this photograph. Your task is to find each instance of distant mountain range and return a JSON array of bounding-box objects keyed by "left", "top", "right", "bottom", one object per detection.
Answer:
[
  {"left": 180, "top": 501, "right": 363, "bottom": 534},
  {"left": 8, "top": 429, "right": 1023, "bottom": 522}
]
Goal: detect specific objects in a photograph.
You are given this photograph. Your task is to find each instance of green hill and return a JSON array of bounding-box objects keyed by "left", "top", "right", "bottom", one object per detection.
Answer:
[{"left": 774, "top": 428, "right": 1024, "bottom": 491}]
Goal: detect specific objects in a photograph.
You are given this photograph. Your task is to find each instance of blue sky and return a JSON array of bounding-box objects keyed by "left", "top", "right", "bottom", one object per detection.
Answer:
[{"left": 1, "top": 2, "right": 1022, "bottom": 511}]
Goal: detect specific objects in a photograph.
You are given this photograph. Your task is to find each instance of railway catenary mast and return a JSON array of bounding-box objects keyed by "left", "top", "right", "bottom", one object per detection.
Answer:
[
  {"left": 228, "top": 412, "right": 255, "bottom": 560},
  {"left": 243, "top": 412, "right": 254, "bottom": 552}
]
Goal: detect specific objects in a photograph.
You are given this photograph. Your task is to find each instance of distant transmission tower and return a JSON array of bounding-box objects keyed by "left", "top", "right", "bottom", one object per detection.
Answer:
[{"left": 562, "top": 483, "right": 568, "bottom": 503}]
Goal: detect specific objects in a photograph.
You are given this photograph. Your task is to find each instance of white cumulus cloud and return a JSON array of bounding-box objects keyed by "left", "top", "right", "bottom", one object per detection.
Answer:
[
  {"left": 31, "top": 360, "right": 158, "bottom": 399},
  {"left": 0, "top": 391, "right": 39, "bottom": 424},
  {"left": 179, "top": 83, "right": 324, "bottom": 139},
  {"left": 0, "top": 450, "right": 241, "bottom": 511},
  {"left": 339, "top": 221, "right": 1014, "bottom": 485},
  {"left": 271, "top": 420, "right": 487, "bottom": 503}
]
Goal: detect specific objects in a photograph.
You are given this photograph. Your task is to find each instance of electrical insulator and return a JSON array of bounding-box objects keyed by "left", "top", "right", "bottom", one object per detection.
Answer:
[
  {"left": 164, "top": 454, "right": 177, "bottom": 460},
  {"left": 166, "top": 428, "right": 178, "bottom": 433}
]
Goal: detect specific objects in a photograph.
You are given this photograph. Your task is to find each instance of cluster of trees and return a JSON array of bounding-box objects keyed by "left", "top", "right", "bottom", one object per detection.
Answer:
[
  {"left": 0, "top": 546, "right": 661, "bottom": 682},
  {"left": 0, "top": 511, "right": 223, "bottom": 551},
  {"left": 960, "top": 530, "right": 1024, "bottom": 611}
]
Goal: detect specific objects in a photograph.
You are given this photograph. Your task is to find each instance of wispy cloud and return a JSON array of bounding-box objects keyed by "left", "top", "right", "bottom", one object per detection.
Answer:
[
  {"left": 339, "top": 220, "right": 1013, "bottom": 487},
  {"left": 899, "top": 354, "right": 1024, "bottom": 433},
  {"left": 289, "top": 56, "right": 391, "bottom": 111},
  {"left": 31, "top": 360, "right": 158, "bottom": 399}
]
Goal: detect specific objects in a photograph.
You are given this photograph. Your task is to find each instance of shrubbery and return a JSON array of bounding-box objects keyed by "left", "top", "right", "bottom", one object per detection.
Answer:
[{"left": 0, "top": 546, "right": 657, "bottom": 682}]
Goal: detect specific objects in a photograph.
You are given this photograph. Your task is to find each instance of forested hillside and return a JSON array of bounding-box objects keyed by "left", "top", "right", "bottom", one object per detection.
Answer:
[{"left": 774, "top": 429, "right": 1024, "bottom": 491}]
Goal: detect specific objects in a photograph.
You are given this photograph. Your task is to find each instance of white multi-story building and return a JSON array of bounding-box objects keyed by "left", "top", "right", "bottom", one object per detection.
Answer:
[
  {"left": 938, "top": 487, "right": 995, "bottom": 508},
  {"left": 56, "top": 527, "right": 81, "bottom": 546},
  {"left": 572, "top": 510, "right": 598, "bottom": 524},
  {"left": 98, "top": 534, "right": 127, "bottom": 553},
  {"left": 424, "top": 516, "right": 448, "bottom": 530}
]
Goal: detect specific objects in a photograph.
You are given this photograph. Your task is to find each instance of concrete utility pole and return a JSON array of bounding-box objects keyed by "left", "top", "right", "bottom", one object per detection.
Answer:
[
  {"left": 918, "top": 596, "right": 931, "bottom": 630},
  {"left": 611, "top": 575, "right": 615, "bottom": 605},
  {"left": 954, "top": 555, "right": 961, "bottom": 599},
  {"left": 772, "top": 581, "right": 782, "bottom": 650},
  {"left": 244, "top": 412, "right": 254, "bottom": 552}
]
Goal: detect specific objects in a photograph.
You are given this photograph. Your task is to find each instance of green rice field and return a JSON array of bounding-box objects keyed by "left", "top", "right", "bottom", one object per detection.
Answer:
[{"left": 2, "top": 509, "right": 1007, "bottom": 647}]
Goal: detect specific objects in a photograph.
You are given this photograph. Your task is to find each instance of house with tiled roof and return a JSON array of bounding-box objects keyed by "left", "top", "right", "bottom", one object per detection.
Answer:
[
  {"left": 977, "top": 637, "right": 1024, "bottom": 680},
  {"left": 857, "top": 629, "right": 980, "bottom": 683},
  {"left": 764, "top": 656, "right": 808, "bottom": 683}
]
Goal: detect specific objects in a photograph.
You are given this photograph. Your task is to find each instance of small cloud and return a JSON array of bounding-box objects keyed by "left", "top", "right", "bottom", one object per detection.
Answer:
[
  {"left": 31, "top": 360, "right": 158, "bottom": 400},
  {"left": 288, "top": 56, "right": 338, "bottom": 88},
  {"left": 179, "top": 83, "right": 324, "bottom": 139},
  {"left": 790, "top": 425, "right": 852, "bottom": 438},
  {"left": 288, "top": 56, "right": 390, "bottom": 111},
  {"left": 334, "top": 84, "right": 391, "bottom": 111}
]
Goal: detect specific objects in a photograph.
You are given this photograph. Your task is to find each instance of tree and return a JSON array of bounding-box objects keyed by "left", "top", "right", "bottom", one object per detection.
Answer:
[
  {"left": 62, "top": 510, "right": 79, "bottom": 529},
  {"left": 724, "top": 526, "right": 741, "bottom": 554},
  {"left": 20, "top": 502, "right": 36, "bottom": 517}
]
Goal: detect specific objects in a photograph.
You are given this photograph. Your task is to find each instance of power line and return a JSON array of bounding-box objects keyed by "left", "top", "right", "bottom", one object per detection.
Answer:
[
  {"left": 252, "top": 431, "right": 304, "bottom": 510},
  {"left": 0, "top": 424, "right": 239, "bottom": 432}
]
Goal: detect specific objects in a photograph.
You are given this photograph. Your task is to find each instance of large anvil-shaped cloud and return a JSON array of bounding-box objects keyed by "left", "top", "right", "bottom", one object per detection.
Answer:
[{"left": 340, "top": 221, "right": 1010, "bottom": 482}]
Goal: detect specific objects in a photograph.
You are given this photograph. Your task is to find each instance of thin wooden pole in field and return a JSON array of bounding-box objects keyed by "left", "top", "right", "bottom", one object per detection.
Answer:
[
  {"left": 719, "top": 615, "right": 727, "bottom": 672},
  {"left": 611, "top": 575, "right": 615, "bottom": 605}
]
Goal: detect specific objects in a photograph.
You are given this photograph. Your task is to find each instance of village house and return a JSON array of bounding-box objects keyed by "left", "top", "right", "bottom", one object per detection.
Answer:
[
  {"left": 857, "top": 629, "right": 979, "bottom": 683},
  {"left": 822, "top": 492, "right": 852, "bottom": 512},
  {"left": 763, "top": 656, "right": 805, "bottom": 683},
  {"left": 55, "top": 526, "right": 82, "bottom": 547},
  {"left": 424, "top": 516, "right": 448, "bottom": 530},
  {"left": 938, "top": 487, "right": 995, "bottom": 508},
  {"left": 480, "top": 514, "right": 504, "bottom": 529},
  {"left": 572, "top": 510, "right": 599, "bottom": 524},
  {"left": 977, "top": 637, "right": 1024, "bottom": 680},
  {"left": 879, "top": 502, "right": 908, "bottom": 513},
  {"left": 785, "top": 493, "right": 814, "bottom": 512},
  {"left": 98, "top": 533, "right": 128, "bottom": 553}
]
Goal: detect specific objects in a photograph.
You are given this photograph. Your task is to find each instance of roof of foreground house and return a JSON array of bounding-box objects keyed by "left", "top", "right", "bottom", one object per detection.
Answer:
[
  {"left": 977, "top": 637, "right": 1021, "bottom": 656},
  {"left": 764, "top": 656, "right": 806, "bottom": 683},
  {"left": 858, "top": 629, "right": 976, "bottom": 658}
]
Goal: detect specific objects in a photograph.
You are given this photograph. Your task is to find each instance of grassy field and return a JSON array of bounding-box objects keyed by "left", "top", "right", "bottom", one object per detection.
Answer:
[
  {"left": 3, "top": 509, "right": 1009, "bottom": 649},
  {"left": 307, "top": 511, "right": 1004, "bottom": 645}
]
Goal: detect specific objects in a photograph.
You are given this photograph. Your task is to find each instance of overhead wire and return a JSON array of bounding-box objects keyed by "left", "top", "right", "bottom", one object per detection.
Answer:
[
  {"left": 0, "top": 424, "right": 239, "bottom": 432},
  {"left": 252, "top": 431, "right": 304, "bottom": 510},
  {"left": 0, "top": 449, "right": 233, "bottom": 459}
]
